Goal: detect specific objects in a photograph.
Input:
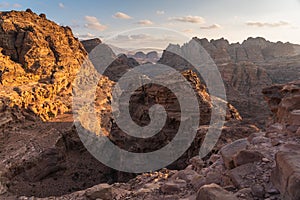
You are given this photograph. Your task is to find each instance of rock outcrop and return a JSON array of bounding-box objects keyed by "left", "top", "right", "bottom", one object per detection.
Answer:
[
  {"left": 0, "top": 10, "right": 87, "bottom": 120},
  {"left": 263, "top": 80, "right": 300, "bottom": 134}
]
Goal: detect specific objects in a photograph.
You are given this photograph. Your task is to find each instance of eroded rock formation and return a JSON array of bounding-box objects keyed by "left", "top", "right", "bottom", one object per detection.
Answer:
[{"left": 0, "top": 10, "right": 87, "bottom": 120}]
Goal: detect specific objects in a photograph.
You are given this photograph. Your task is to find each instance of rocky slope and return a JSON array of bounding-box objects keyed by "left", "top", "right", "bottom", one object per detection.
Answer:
[{"left": 9, "top": 80, "right": 299, "bottom": 200}]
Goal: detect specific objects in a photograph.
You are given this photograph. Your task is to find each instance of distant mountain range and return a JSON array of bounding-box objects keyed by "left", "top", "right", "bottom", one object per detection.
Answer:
[{"left": 81, "top": 38, "right": 162, "bottom": 63}]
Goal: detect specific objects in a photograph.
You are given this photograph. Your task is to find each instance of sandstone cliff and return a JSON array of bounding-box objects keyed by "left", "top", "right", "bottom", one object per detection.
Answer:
[{"left": 0, "top": 10, "right": 87, "bottom": 120}]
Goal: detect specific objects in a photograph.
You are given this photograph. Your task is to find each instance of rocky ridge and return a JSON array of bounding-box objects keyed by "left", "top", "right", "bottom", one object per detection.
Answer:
[
  {"left": 128, "top": 51, "right": 160, "bottom": 63},
  {"left": 159, "top": 37, "right": 300, "bottom": 126}
]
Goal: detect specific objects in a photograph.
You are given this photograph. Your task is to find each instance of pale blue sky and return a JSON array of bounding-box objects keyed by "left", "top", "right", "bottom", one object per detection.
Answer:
[{"left": 1, "top": 0, "right": 300, "bottom": 49}]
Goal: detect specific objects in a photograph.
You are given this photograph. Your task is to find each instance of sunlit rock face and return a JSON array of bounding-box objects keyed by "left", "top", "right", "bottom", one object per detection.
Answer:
[{"left": 0, "top": 10, "right": 87, "bottom": 120}]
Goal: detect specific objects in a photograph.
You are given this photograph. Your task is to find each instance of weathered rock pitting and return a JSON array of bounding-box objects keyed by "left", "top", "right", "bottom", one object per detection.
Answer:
[{"left": 0, "top": 10, "right": 87, "bottom": 120}]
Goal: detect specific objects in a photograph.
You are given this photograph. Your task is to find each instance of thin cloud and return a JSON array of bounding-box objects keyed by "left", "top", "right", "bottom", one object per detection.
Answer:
[
  {"left": 170, "top": 15, "right": 205, "bottom": 24},
  {"left": 137, "top": 20, "right": 154, "bottom": 25},
  {"left": 200, "top": 24, "right": 221, "bottom": 29},
  {"left": 246, "top": 21, "right": 290, "bottom": 28},
  {"left": 70, "top": 20, "right": 80, "bottom": 28},
  {"left": 84, "top": 16, "right": 107, "bottom": 31},
  {"left": 130, "top": 34, "right": 152, "bottom": 40},
  {"left": 156, "top": 10, "right": 165, "bottom": 15},
  {"left": 13, "top": 3, "right": 22, "bottom": 8},
  {"left": 0, "top": 2, "right": 10, "bottom": 8},
  {"left": 113, "top": 12, "right": 132, "bottom": 19},
  {"left": 0, "top": 2, "right": 21, "bottom": 8},
  {"left": 114, "top": 34, "right": 152, "bottom": 41},
  {"left": 183, "top": 29, "right": 194, "bottom": 34},
  {"left": 59, "top": 3, "right": 65, "bottom": 8},
  {"left": 75, "top": 33, "right": 96, "bottom": 39}
]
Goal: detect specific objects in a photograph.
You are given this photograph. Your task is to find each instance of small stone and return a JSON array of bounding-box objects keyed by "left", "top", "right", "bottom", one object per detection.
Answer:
[
  {"left": 161, "top": 182, "right": 183, "bottom": 194},
  {"left": 234, "top": 188, "right": 253, "bottom": 200},
  {"left": 197, "top": 183, "right": 239, "bottom": 200},
  {"left": 173, "top": 179, "right": 187, "bottom": 188},
  {"left": 251, "top": 136, "right": 271, "bottom": 145},
  {"left": 271, "top": 138, "right": 282, "bottom": 146},
  {"left": 268, "top": 123, "right": 284, "bottom": 132},
  {"left": 267, "top": 188, "right": 279, "bottom": 195},
  {"left": 190, "top": 156, "right": 204, "bottom": 172},
  {"left": 296, "top": 127, "right": 300, "bottom": 136},
  {"left": 233, "top": 150, "right": 263, "bottom": 167},
  {"left": 248, "top": 132, "right": 265, "bottom": 143},
  {"left": 85, "top": 183, "right": 113, "bottom": 200},
  {"left": 0, "top": 182, "right": 7, "bottom": 195},
  {"left": 205, "top": 171, "right": 222, "bottom": 185},
  {"left": 208, "top": 154, "right": 221, "bottom": 164},
  {"left": 172, "top": 169, "right": 199, "bottom": 183},
  {"left": 164, "top": 195, "right": 179, "bottom": 200},
  {"left": 251, "top": 184, "right": 265, "bottom": 198},
  {"left": 191, "top": 175, "right": 206, "bottom": 190}
]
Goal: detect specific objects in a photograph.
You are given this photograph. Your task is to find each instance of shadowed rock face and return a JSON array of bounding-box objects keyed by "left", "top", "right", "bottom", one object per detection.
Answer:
[
  {"left": 81, "top": 38, "right": 102, "bottom": 53},
  {"left": 200, "top": 37, "right": 300, "bottom": 85},
  {"left": 159, "top": 37, "right": 300, "bottom": 126}
]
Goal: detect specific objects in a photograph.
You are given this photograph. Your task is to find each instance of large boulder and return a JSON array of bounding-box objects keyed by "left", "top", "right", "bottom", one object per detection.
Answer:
[
  {"left": 271, "top": 145, "right": 300, "bottom": 200},
  {"left": 220, "top": 138, "right": 249, "bottom": 169}
]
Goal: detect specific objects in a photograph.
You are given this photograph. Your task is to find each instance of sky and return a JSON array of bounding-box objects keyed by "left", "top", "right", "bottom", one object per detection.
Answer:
[{"left": 1, "top": 0, "right": 300, "bottom": 50}]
